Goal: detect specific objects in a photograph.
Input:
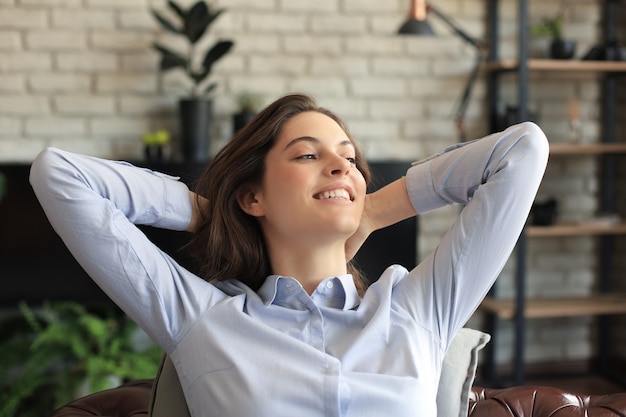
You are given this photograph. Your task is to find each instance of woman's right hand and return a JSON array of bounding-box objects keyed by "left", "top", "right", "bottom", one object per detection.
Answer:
[{"left": 345, "top": 177, "right": 417, "bottom": 261}]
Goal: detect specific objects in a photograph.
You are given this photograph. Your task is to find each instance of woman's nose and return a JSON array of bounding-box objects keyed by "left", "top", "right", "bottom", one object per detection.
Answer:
[{"left": 328, "top": 155, "right": 351, "bottom": 176}]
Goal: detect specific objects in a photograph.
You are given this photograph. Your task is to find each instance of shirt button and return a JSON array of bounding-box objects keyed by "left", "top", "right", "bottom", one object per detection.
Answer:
[{"left": 326, "top": 281, "right": 333, "bottom": 289}]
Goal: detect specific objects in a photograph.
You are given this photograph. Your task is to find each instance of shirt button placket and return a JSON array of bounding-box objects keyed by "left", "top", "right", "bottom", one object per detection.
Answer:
[{"left": 309, "top": 306, "right": 325, "bottom": 352}]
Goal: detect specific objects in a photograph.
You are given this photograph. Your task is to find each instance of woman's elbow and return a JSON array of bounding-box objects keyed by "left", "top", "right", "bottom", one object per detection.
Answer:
[
  {"left": 29, "top": 147, "right": 71, "bottom": 196},
  {"left": 508, "top": 121, "right": 550, "bottom": 169}
]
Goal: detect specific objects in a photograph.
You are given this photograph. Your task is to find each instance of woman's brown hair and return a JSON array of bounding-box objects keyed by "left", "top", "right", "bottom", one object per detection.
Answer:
[{"left": 188, "top": 93, "right": 371, "bottom": 294}]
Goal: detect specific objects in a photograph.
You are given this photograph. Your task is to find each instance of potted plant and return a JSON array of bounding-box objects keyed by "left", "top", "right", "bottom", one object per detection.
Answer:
[
  {"left": 531, "top": 11, "right": 576, "bottom": 59},
  {"left": 0, "top": 301, "right": 162, "bottom": 417},
  {"left": 233, "top": 92, "right": 262, "bottom": 134},
  {"left": 152, "top": 0, "right": 235, "bottom": 162}
]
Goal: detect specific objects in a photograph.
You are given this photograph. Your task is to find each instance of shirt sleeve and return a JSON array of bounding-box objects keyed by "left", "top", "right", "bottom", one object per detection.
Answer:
[
  {"left": 397, "top": 122, "right": 549, "bottom": 348},
  {"left": 29, "top": 148, "right": 222, "bottom": 352}
]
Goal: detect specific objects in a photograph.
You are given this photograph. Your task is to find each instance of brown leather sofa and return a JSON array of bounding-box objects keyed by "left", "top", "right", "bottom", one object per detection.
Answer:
[
  {"left": 49, "top": 379, "right": 626, "bottom": 417},
  {"left": 46, "top": 333, "right": 626, "bottom": 417}
]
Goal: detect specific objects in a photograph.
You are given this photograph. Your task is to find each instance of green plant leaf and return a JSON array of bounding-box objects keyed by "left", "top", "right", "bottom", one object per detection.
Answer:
[
  {"left": 185, "top": 1, "right": 210, "bottom": 44},
  {"left": 153, "top": 43, "right": 188, "bottom": 71},
  {"left": 151, "top": 10, "right": 183, "bottom": 35},
  {"left": 1, "top": 301, "right": 163, "bottom": 415},
  {"left": 167, "top": 0, "right": 187, "bottom": 20},
  {"left": 531, "top": 14, "right": 563, "bottom": 40},
  {"left": 198, "top": 40, "right": 234, "bottom": 82}
]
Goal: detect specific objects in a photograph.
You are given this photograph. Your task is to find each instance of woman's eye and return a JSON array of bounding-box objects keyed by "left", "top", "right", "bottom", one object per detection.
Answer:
[
  {"left": 346, "top": 157, "right": 356, "bottom": 165},
  {"left": 297, "top": 154, "right": 317, "bottom": 160}
]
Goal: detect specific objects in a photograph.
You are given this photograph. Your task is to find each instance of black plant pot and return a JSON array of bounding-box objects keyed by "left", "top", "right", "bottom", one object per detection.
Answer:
[
  {"left": 550, "top": 39, "right": 576, "bottom": 60},
  {"left": 179, "top": 98, "right": 212, "bottom": 163}
]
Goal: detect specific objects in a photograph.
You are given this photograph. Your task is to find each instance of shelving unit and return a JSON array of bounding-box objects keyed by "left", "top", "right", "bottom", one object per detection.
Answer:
[{"left": 480, "top": 0, "right": 626, "bottom": 386}]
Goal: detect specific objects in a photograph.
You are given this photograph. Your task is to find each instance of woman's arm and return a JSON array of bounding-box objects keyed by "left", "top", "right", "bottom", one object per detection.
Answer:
[
  {"left": 29, "top": 148, "right": 217, "bottom": 352},
  {"left": 396, "top": 122, "right": 549, "bottom": 345}
]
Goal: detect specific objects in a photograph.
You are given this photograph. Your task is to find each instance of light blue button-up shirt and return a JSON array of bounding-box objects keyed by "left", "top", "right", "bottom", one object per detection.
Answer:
[{"left": 30, "top": 122, "right": 548, "bottom": 417}]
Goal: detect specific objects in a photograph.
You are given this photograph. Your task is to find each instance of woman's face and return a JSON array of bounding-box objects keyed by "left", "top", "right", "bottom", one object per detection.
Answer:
[{"left": 245, "top": 111, "right": 366, "bottom": 248}]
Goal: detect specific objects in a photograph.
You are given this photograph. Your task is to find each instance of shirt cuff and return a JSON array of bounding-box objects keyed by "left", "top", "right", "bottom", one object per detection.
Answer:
[
  {"left": 405, "top": 157, "right": 445, "bottom": 214},
  {"left": 156, "top": 175, "right": 194, "bottom": 231}
]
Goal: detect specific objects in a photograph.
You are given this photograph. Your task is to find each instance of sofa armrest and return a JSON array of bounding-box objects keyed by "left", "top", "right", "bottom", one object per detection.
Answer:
[
  {"left": 48, "top": 379, "right": 153, "bottom": 417},
  {"left": 469, "top": 385, "right": 626, "bottom": 417}
]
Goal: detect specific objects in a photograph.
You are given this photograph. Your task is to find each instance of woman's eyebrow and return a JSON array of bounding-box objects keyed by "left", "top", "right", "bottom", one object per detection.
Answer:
[{"left": 284, "top": 136, "right": 354, "bottom": 150}]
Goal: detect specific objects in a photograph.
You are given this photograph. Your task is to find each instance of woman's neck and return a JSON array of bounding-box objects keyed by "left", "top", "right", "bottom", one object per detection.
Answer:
[{"left": 267, "top": 240, "right": 348, "bottom": 295}]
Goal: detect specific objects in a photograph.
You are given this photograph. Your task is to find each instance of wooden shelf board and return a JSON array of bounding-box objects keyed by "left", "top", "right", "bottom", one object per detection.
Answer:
[
  {"left": 526, "top": 222, "right": 626, "bottom": 237},
  {"left": 480, "top": 295, "right": 626, "bottom": 320},
  {"left": 550, "top": 143, "right": 626, "bottom": 155},
  {"left": 484, "top": 59, "right": 626, "bottom": 73}
]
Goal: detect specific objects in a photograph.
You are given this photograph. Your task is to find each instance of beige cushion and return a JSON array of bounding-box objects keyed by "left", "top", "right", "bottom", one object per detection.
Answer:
[
  {"left": 436, "top": 328, "right": 491, "bottom": 417},
  {"left": 149, "top": 355, "right": 190, "bottom": 417},
  {"left": 149, "top": 328, "right": 490, "bottom": 417}
]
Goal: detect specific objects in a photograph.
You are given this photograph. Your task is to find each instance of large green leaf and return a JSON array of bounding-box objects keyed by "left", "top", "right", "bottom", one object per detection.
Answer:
[
  {"left": 200, "top": 40, "right": 234, "bottom": 78},
  {"left": 153, "top": 43, "right": 188, "bottom": 71},
  {"left": 151, "top": 10, "right": 182, "bottom": 35},
  {"left": 185, "top": 1, "right": 210, "bottom": 44}
]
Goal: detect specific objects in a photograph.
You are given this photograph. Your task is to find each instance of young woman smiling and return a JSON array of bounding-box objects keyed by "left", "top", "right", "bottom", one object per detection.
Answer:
[{"left": 31, "top": 93, "right": 548, "bottom": 417}]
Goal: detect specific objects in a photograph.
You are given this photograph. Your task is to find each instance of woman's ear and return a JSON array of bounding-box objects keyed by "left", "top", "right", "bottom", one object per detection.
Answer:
[{"left": 237, "top": 185, "right": 264, "bottom": 217}]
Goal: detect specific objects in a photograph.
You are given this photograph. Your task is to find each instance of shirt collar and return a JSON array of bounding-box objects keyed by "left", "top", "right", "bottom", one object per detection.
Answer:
[{"left": 258, "top": 274, "right": 360, "bottom": 310}]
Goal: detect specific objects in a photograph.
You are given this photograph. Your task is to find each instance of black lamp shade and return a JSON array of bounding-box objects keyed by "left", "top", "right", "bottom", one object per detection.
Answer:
[{"left": 398, "top": 18, "right": 435, "bottom": 35}]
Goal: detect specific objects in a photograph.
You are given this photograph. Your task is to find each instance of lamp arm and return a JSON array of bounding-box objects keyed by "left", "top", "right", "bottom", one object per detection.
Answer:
[
  {"left": 454, "top": 51, "right": 488, "bottom": 141},
  {"left": 427, "top": 3, "right": 484, "bottom": 51},
  {"left": 424, "top": 3, "right": 488, "bottom": 141}
]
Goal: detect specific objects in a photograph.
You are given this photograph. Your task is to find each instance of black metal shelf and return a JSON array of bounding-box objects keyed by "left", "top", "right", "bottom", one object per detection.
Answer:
[{"left": 481, "top": 0, "right": 625, "bottom": 387}]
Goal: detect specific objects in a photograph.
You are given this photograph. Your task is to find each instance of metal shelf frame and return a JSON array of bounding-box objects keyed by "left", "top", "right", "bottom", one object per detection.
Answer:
[{"left": 481, "top": 0, "right": 626, "bottom": 387}]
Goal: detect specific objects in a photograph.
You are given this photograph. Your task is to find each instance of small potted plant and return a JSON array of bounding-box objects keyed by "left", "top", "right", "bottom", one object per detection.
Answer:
[
  {"left": 532, "top": 11, "right": 576, "bottom": 59},
  {"left": 142, "top": 129, "right": 171, "bottom": 162},
  {"left": 233, "top": 92, "right": 262, "bottom": 134},
  {"left": 152, "top": 0, "right": 235, "bottom": 162}
]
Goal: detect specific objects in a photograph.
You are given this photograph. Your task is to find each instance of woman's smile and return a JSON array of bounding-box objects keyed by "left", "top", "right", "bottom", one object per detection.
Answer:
[{"left": 313, "top": 184, "right": 355, "bottom": 202}]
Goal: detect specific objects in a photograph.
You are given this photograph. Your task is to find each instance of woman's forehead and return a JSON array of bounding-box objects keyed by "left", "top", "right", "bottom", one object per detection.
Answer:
[{"left": 277, "top": 111, "right": 351, "bottom": 147}]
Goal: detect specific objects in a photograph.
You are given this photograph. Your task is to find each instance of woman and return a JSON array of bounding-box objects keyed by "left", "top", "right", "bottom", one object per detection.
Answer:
[{"left": 30, "top": 93, "right": 548, "bottom": 417}]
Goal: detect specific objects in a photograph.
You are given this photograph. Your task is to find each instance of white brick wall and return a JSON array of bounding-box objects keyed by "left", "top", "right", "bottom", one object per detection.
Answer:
[{"left": 1, "top": 0, "right": 622, "bottom": 370}]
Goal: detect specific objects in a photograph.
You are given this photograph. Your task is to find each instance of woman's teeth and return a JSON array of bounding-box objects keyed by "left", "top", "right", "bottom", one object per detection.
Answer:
[{"left": 317, "top": 189, "right": 350, "bottom": 200}]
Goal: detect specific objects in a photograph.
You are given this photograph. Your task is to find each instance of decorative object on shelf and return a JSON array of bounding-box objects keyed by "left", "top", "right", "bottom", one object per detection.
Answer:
[
  {"left": 142, "top": 129, "right": 171, "bottom": 162},
  {"left": 0, "top": 301, "right": 162, "bottom": 417},
  {"left": 568, "top": 98, "right": 581, "bottom": 142},
  {"left": 151, "top": 0, "right": 234, "bottom": 162},
  {"left": 233, "top": 92, "right": 262, "bottom": 134},
  {"left": 531, "top": 11, "right": 576, "bottom": 59},
  {"left": 530, "top": 197, "right": 558, "bottom": 226},
  {"left": 397, "top": 0, "right": 488, "bottom": 141},
  {"left": 582, "top": 0, "right": 624, "bottom": 61}
]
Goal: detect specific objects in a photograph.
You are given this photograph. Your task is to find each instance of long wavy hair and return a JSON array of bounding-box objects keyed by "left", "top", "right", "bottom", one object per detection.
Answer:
[{"left": 188, "top": 93, "right": 371, "bottom": 295}]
